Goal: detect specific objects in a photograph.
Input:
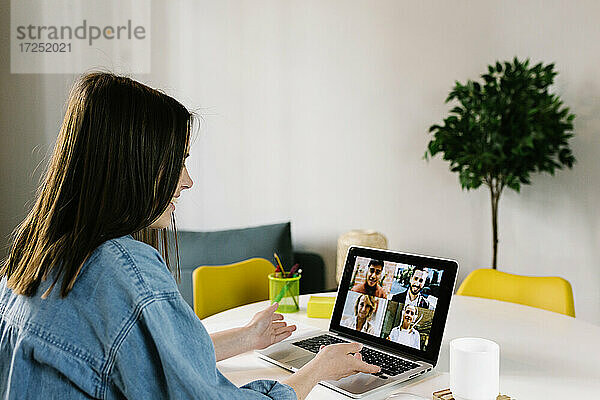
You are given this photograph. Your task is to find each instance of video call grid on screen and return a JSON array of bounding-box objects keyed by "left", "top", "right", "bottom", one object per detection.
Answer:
[{"left": 341, "top": 256, "right": 444, "bottom": 352}]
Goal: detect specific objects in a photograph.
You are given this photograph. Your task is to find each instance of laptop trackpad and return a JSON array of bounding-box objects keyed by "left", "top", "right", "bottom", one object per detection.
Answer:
[
  {"left": 325, "top": 372, "right": 386, "bottom": 395},
  {"left": 288, "top": 354, "right": 315, "bottom": 369}
]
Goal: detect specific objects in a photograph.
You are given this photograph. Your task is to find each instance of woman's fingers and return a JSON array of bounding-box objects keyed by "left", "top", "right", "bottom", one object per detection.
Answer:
[
  {"left": 274, "top": 325, "right": 296, "bottom": 334},
  {"left": 310, "top": 342, "right": 381, "bottom": 381},
  {"left": 273, "top": 327, "right": 296, "bottom": 342},
  {"left": 349, "top": 351, "right": 379, "bottom": 374},
  {"left": 318, "top": 342, "right": 362, "bottom": 356},
  {"left": 271, "top": 313, "right": 284, "bottom": 321},
  {"left": 274, "top": 330, "right": 294, "bottom": 341},
  {"left": 271, "top": 325, "right": 296, "bottom": 343},
  {"left": 355, "top": 360, "right": 380, "bottom": 374},
  {"left": 335, "top": 342, "right": 363, "bottom": 354},
  {"left": 271, "top": 321, "right": 287, "bottom": 329},
  {"left": 332, "top": 343, "right": 379, "bottom": 374},
  {"left": 265, "top": 303, "right": 279, "bottom": 314}
]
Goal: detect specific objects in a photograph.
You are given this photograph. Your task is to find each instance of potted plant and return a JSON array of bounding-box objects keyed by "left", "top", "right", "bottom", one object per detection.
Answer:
[{"left": 426, "top": 57, "right": 576, "bottom": 269}]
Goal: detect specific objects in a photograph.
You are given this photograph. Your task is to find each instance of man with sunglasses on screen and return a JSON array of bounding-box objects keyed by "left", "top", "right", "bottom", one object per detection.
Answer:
[
  {"left": 351, "top": 259, "right": 387, "bottom": 298},
  {"left": 391, "top": 266, "right": 431, "bottom": 309}
]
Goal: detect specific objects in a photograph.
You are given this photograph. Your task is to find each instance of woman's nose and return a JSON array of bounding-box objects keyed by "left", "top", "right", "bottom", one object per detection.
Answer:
[{"left": 181, "top": 166, "right": 194, "bottom": 190}]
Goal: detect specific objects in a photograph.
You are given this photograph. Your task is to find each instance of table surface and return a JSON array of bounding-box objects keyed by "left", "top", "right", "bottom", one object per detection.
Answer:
[{"left": 203, "top": 294, "right": 600, "bottom": 399}]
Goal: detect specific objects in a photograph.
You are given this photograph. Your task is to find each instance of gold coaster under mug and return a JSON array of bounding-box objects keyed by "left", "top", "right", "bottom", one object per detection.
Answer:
[{"left": 433, "top": 388, "right": 511, "bottom": 400}]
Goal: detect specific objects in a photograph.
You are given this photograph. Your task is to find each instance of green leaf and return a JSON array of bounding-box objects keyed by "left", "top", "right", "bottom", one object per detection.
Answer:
[{"left": 425, "top": 57, "right": 576, "bottom": 199}]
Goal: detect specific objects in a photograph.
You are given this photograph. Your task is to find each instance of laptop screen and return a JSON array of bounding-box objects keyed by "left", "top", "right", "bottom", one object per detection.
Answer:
[{"left": 330, "top": 246, "right": 458, "bottom": 365}]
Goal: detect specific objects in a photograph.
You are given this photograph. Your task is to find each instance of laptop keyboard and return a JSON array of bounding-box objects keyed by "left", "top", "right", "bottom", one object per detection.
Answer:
[
  {"left": 292, "top": 333, "right": 349, "bottom": 351},
  {"left": 291, "top": 334, "right": 420, "bottom": 377}
]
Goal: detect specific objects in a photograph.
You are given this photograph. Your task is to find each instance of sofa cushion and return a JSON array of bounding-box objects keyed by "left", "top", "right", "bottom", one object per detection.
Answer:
[{"left": 176, "top": 222, "right": 293, "bottom": 307}]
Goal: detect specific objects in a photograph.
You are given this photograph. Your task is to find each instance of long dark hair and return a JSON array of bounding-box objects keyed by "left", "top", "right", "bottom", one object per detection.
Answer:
[{"left": 1, "top": 72, "right": 192, "bottom": 297}]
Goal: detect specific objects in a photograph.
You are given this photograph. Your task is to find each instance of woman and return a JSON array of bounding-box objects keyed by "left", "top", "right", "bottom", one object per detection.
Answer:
[
  {"left": 387, "top": 304, "right": 421, "bottom": 350},
  {"left": 341, "top": 294, "right": 378, "bottom": 334},
  {"left": 0, "top": 73, "right": 379, "bottom": 399}
]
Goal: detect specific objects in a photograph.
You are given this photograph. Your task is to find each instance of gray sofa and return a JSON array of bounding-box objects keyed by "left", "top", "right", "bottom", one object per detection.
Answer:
[{"left": 175, "top": 222, "right": 325, "bottom": 308}]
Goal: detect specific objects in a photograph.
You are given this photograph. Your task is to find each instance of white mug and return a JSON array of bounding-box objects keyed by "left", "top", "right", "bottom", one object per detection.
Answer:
[{"left": 449, "top": 337, "right": 500, "bottom": 400}]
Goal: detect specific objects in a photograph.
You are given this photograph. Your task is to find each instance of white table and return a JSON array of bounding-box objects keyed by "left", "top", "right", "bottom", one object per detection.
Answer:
[{"left": 203, "top": 294, "right": 600, "bottom": 399}]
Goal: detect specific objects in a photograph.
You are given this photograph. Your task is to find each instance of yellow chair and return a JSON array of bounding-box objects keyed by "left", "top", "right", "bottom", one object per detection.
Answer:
[
  {"left": 192, "top": 258, "right": 274, "bottom": 319},
  {"left": 456, "top": 268, "right": 575, "bottom": 317}
]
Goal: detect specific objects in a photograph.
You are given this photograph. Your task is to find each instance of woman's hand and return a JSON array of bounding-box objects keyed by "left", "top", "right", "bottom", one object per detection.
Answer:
[
  {"left": 282, "top": 342, "right": 380, "bottom": 400},
  {"left": 210, "top": 303, "right": 296, "bottom": 361},
  {"left": 307, "top": 342, "right": 380, "bottom": 381},
  {"left": 245, "top": 302, "right": 297, "bottom": 350}
]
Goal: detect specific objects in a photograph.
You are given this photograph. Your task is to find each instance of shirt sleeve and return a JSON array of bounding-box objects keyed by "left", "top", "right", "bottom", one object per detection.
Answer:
[
  {"left": 388, "top": 327, "right": 399, "bottom": 342},
  {"left": 109, "top": 292, "right": 297, "bottom": 400},
  {"left": 411, "top": 331, "right": 421, "bottom": 349}
]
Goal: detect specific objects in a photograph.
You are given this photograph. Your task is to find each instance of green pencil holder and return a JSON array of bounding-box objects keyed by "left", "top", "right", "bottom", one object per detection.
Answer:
[{"left": 268, "top": 273, "right": 301, "bottom": 313}]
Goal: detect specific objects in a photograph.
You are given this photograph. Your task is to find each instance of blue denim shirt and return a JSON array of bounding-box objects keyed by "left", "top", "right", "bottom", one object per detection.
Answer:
[{"left": 0, "top": 235, "right": 297, "bottom": 399}]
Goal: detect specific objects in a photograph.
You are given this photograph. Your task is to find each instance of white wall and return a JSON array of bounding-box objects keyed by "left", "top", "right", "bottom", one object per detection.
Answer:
[{"left": 1, "top": 0, "right": 599, "bottom": 324}]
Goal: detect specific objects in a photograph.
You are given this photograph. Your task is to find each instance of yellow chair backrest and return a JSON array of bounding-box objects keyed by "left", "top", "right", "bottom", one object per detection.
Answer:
[
  {"left": 456, "top": 268, "right": 575, "bottom": 317},
  {"left": 192, "top": 258, "right": 274, "bottom": 319}
]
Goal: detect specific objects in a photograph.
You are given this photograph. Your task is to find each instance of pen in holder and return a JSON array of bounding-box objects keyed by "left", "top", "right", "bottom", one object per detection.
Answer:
[{"left": 269, "top": 273, "right": 301, "bottom": 313}]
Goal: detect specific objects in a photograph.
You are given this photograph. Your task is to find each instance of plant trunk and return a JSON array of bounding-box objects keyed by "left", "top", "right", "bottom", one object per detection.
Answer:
[{"left": 490, "top": 187, "right": 501, "bottom": 269}]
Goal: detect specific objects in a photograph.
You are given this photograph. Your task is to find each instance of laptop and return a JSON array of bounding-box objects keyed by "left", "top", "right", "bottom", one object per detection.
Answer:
[{"left": 257, "top": 246, "right": 459, "bottom": 398}]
